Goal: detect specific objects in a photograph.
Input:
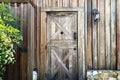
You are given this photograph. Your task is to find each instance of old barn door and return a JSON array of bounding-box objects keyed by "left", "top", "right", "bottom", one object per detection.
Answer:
[{"left": 46, "top": 12, "right": 78, "bottom": 80}]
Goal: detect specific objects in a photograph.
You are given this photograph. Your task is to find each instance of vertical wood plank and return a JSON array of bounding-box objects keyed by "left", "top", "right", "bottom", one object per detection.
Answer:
[
  {"left": 42, "top": 0, "right": 46, "bottom": 7},
  {"left": 117, "top": 0, "right": 120, "bottom": 69},
  {"left": 110, "top": 0, "right": 116, "bottom": 69},
  {"left": 84, "top": 0, "right": 87, "bottom": 79},
  {"left": 45, "top": 0, "right": 49, "bottom": 7},
  {"left": 105, "top": 0, "right": 111, "bottom": 69},
  {"left": 27, "top": 3, "right": 32, "bottom": 80},
  {"left": 52, "top": 0, "right": 58, "bottom": 7},
  {"left": 63, "top": 0, "right": 69, "bottom": 7},
  {"left": 14, "top": 3, "right": 20, "bottom": 80},
  {"left": 34, "top": 5, "right": 37, "bottom": 68},
  {"left": 40, "top": 12, "right": 46, "bottom": 80},
  {"left": 20, "top": 3, "right": 28, "bottom": 80},
  {"left": 20, "top": 52, "right": 27, "bottom": 80},
  {"left": 78, "top": 10, "right": 85, "bottom": 80},
  {"left": 78, "top": 0, "right": 84, "bottom": 8},
  {"left": 98, "top": 0, "right": 105, "bottom": 69},
  {"left": 86, "top": 0, "right": 93, "bottom": 69},
  {"left": 27, "top": 3, "right": 35, "bottom": 80},
  {"left": 20, "top": 3, "right": 24, "bottom": 35},
  {"left": 70, "top": 0, "right": 78, "bottom": 7},
  {"left": 36, "top": 6, "right": 41, "bottom": 80},
  {"left": 58, "top": 0, "right": 62, "bottom": 7},
  {"left": 92, "top": 0, "right": 98, "bottom": 69}
]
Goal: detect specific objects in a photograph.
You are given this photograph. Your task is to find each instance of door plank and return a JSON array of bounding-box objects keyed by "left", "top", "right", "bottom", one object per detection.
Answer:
[
  {"left": 78, "top": 10, "right": 85, "bottom": 79},
  {"left": 70, "top": 0, "right": 78, "bottom": 7},
  {"left": 51, "top": 17, "right": 72, "bottom": 38},
  {"left": 51, "top": 48, "right": 72, "bottom": 79}
]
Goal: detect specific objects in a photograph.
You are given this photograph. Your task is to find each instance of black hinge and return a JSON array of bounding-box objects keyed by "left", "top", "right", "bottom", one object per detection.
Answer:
[
  {"left": 73, "top": 32, "right": 77, "bottom": 40},
  {"left": 45, "top": 45, "right": 47, "bottom": 50},
  {"left": 46, "top": 17, "right": 47, "bottom": 22}
]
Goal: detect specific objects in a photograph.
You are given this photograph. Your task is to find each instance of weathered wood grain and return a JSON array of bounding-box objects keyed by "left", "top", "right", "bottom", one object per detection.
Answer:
[
  {"left": 78, "top": 10, "right": 85, "bottom": 79},
  {"left": 36, "top": 6, "right": 41, "bottom": 80},
  {"left": 27, "top": 3, "right": 35, "bottom": 80},
  {"left": 40, "top": 12, "right": 46, "bottom": 80},
  {"left": 98, "top": 0, "right": 105, "bottom": 69},
  {"left": 78, "top": 0, "right": 84, "bottom": 8},
  {"left": 92, "top": 0, "right": 98, "bottom": 69},
  {"left": 105, "top": 0, "right": 111, "bottom": 69},
  {"left": 20, "top": 52, "right": 27, "bottom": 80},
  {"left": 52, "top": 0, "right": 58, "bottom": 7},
  {"left": 86, "top": 0, "right": 93, "bottom": 69},
  {"left": 0, "top": 0, "right": 28, "bottom": 3},
  {"left": 62, "top": 0, "right": 69, "bottom": 7},
  {"left": 70, "top": 0, "right": 78, "bottom": 7},
  {"left": 58, "top": 0, "right": 62, "bottom": 7},
  {"left": 117, "top": 0, "right": 120, "bottom": 70},
  {"left": 111, "top": 0, "right": 116, "bottom": 69}
]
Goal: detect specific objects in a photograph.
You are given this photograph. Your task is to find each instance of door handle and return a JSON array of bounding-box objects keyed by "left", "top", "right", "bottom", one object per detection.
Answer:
[{"left": 73, "top": 32, "right": 77, "bottom": 40}]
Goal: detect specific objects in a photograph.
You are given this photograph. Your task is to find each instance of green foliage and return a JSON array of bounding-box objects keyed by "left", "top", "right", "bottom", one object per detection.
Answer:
[{"left": 0, "top": 1, "right": 23, "bottom": 78}]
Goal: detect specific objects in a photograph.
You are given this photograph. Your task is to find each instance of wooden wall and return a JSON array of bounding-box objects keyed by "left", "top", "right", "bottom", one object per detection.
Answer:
[
  {"left": 5, "top": 0, "right": 120, "bottom": 80},
  {"left": 5, "top": 3, "right": 36, "bottom": 80}
]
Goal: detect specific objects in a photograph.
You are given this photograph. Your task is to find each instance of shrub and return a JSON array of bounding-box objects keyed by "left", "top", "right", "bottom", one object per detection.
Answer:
[{"left": 0, "top": 1, "right": 23, "bottom": 78}]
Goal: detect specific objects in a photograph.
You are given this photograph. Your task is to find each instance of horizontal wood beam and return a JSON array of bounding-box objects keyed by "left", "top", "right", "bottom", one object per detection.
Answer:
[
  {"left": 0, "top": 0, "right": 29, "bottom": 3},
  {"left": 41, "top": 7, "right": 83, "bottom": 12}
]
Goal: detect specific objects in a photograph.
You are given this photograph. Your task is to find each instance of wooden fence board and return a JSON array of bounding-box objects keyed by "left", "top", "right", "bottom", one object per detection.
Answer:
[
  {"left": 98, "top": 0, "right": 105, "bottom": 69},
  {"left": 92, "top": 0, "right": 98, "bottom": 69},
  {"left": 105, "top": 0, "right": 111, "bottom": 69},
  {"left": 84, "top": 0, "right": 87, "bottom": 75},
  {"left": 35, "top": 6, "right": 41, "bottom": 80},
  {"left": 20, "top": 52, "right": 27, "bottom": 80},
  {"left": 0, "top": 0, "right": 28, "bottom": 3},
  {"left": 27, "top": 3, "right": 35, "bottom": 80},
  {"left": 117, "top": 0, "right": 120, "bottom": 70},
  {"left": 86, "top": 0, "right": 92, "bottom": 69},
  {"left": 111, "top": 0, "right": 116, "bottom": 69}
]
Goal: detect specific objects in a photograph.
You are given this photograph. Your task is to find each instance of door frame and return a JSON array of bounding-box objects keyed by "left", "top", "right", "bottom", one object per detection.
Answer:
[{"left": 40, "top": 7, "right": 85, "bottom": 80}]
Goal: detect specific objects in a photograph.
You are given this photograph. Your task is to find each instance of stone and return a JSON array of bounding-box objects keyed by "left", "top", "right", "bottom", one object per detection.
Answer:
[
  {"left": 93, "top": 71, "right": 98, "bottom": 76},
  {"left": 108, "top": 77, "right": 117, "bottom": 80},
  {"left": 99, "top": 72, "right": 109, "bottom": 79},
  {"left": 117, "top": 75, "right": 120, "bottom": 80},
  {"left": 109, "top": 72, "right": 118, "bottom": 78}
]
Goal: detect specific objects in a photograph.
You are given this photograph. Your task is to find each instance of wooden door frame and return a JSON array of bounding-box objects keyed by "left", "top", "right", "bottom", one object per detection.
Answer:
[{"left": 40, "top": 7, "right": 85, "bottom": 80}]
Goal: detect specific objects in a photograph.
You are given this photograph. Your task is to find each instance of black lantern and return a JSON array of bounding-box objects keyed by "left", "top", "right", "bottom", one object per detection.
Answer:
[{"left": 92, "top": 9, "right": 100, "bottom": 22}]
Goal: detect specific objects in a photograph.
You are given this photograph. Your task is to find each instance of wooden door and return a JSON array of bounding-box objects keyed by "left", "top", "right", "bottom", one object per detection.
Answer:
[{"left": 46, "top": 12, "right": 78, "bottom": 80}]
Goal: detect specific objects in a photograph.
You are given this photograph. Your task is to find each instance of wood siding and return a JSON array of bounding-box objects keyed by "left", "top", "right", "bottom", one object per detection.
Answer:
[{"left": 5, "top": 0, "right": 119, "bottom": 80}]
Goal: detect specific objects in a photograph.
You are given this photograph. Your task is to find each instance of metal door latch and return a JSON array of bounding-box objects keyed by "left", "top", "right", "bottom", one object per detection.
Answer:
[{"left": 73, "top": 32, "right": 77, "bottom": 40}]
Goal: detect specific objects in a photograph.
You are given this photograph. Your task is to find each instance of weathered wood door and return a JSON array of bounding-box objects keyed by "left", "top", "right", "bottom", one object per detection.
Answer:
[{"left": 46, "top": 12, "right": 78, "bottom": 80}]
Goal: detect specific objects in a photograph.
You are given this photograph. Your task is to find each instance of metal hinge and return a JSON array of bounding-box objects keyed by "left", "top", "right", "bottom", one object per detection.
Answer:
[
  {"left": 45, "top": 45, "right": 47, "bottom": 50},
  {"left": 46, "top": 17, "right": 47, "bottom": 22}
]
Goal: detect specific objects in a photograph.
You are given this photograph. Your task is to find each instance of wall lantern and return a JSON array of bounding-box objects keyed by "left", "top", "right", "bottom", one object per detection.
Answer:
[{"left": 92, "top": 9, "right": 100, "bottom": 23}]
